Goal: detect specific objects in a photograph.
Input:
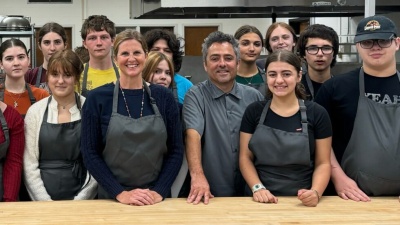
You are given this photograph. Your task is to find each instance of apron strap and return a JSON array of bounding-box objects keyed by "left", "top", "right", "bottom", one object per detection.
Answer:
[
  {"left": 44, "top": 93, "right": 82, "bottom": 121},
  {"left": 304, "top": 71, "right": 333, "bottom": 100},
  {"left": 82, "top": 62, "right": 120, "bottom": 97},
  {"left": 299, "top": 99, "right": 308, "bottom": 135},
  {"left": 82, "top": 63, "right": 89, "bottom": 97},
  {"left": 258, "top": 99, "right": 308, "bottom": 134},
  {"left": 26, "top": 83, "right": 36, "bottom": 105},
  {"left": 112, "top": 61, "right": 120, "bottom": 79},
  {"left": 35, "top": 66, "right": 43, "bottom": 87},
  {"left": 0, "top": 74, "right": 5, "bottom": 102},
  {"left": 258, "top": 100, "right": 271, "bottom": 125},
  {"left": 171, "top": 82, "right": 178, "bottom": 103},
  {"left": 113, "top": 80, "right": 161, "bottom": 115},
  {"left": 0, "top": 107, "right": 10, "bottom": 157}
]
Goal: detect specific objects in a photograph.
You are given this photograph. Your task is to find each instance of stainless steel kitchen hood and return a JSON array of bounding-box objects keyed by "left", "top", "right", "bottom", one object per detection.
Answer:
[{"left": 132, "top": 0, "right": 400, "bottom": 19}]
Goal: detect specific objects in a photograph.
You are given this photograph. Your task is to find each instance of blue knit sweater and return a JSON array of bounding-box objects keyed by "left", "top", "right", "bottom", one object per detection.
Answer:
[{"left": 81, "top": 83, "right": 183, "bottom": 199}]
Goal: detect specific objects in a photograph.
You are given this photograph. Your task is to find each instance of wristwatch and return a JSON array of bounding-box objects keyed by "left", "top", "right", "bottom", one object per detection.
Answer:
[{"left": 252, "top": 183, "right": 266, "bottom": 193}]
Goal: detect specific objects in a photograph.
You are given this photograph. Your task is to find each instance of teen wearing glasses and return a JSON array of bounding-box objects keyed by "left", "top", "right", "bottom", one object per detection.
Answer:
[
  {"left": 315, "top": 15, "right": 400, "bottom": 202},
  {"left": 297, "top": 24, "right": 339, "bottom": 100}
]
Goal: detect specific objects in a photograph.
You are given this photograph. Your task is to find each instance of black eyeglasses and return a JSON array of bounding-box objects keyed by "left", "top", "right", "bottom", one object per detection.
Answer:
[
  {"left": 305, "top": 46, "right": 334, "bottom": 55},
  {"left": 359, "top": 39, "right": 394, "bottom": 49}
]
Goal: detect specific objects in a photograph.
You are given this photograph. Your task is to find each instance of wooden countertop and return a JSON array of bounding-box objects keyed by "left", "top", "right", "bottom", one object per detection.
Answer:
[{"left": 1, "top": 197, "right": 399, "bottom": 224}]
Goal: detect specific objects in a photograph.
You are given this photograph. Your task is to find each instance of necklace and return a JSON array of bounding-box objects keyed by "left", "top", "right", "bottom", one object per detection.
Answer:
[
  {"left": 242, "top": 75, "right": 255, "bottom": 84},
  {"left": 58, "top": 101, "right": 75, "bottom": 110},
  {"left": 6, "top": 91, "right": 24, "bottom": 108},
  {"left": 120, "top": 85, "right": 145, "bottom": 118}
]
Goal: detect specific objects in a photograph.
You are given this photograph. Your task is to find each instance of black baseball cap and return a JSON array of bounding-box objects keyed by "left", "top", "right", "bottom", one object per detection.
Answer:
[{"left": 354, "top": 15, "right": 398, "bottom": 43}]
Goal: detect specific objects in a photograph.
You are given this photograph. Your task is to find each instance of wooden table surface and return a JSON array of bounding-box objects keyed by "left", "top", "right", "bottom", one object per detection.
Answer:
[{"left": 0, "top": 197, "right": 399, "bottom": 224}]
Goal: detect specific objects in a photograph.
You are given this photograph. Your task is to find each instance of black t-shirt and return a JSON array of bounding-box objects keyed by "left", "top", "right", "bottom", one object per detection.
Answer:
[
  {"left": 315, "top": 68, "right": 400, "bottom": 163},
  {"left": 241, "top": 100, "right": 332, "bottom": 158},
  {"left": 301, "top": 72, "right": 326, "bottom": 101}
]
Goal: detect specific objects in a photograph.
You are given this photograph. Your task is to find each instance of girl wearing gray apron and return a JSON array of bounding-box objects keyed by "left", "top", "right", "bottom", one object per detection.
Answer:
[
  {"left": 23, "top": 49, "right": 97, "bottom": 201},
  {"left": 239, "top": 50, "right": 332, "bottom": 207},
  {"left": 341, "top": 69, "right": 400, "bottom": 196},
  {"left": 37, "top": 94, "right": 88, "bottom": 200}
]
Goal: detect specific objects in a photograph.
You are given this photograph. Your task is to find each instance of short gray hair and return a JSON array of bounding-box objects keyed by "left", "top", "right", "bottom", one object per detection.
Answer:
[{"left": 201, "top": 31, "right": 240, "bottom": 63}]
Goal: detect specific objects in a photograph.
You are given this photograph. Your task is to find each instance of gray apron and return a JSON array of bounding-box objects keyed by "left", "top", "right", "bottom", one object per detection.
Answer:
[
  {"left": 81, "top": 62, "right": 120, "bottom": 97},
  {"left": 35, "top": 66, "right": 50, "bottom": 93},
  {"left": 247, "top": 68, "right": 266, "bottom": 98},
  {"left": 304, "top": 72, "right": 332, "bottom": 101},
  {"left": 38, "top": 94, "right": 87, "bottom": 200},
  {"left": 341, "top": 69, "right": 400, "bottom": 196},
  {"left": 248, "top": 100, "right": 312, "bottom": 196},
  {"left": 98, "top": 80, "right": 168, "bottom": 199},
  {"left": 0, "top": 109, "right": 10, "bottom": 201}
]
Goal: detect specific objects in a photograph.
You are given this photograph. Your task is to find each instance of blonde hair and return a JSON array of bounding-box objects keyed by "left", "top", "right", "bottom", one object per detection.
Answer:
[{"left": 142, "top": 51, "right": 175, "bottom": 88}]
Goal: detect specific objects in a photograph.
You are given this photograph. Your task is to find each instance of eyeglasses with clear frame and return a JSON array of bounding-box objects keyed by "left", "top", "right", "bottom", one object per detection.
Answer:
[
  {"left": 359, "top": 39, "right": 394, "bottom": 49},
  {"left": 305, "top": 46, "right": 334, "bottom": 55}
]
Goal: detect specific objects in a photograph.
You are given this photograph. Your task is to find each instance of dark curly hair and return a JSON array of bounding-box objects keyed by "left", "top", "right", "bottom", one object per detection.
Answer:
[
  {"left": 297, "top": 24, "right": 339, "bottom": 68},
  {"left": 80, "top": 15, "right": 116, "bottom": 40},
  {"left": 144, "top": 29, "right": 183, "bottom": 72}
]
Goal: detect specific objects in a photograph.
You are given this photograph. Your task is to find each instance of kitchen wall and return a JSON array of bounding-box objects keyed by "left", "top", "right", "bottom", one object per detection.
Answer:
[{"left": 1, "top": 0, "right": 399, "bottom": 83}]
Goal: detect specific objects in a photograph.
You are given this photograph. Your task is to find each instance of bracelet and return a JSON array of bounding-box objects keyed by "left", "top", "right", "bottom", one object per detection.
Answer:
[
  {"left": 311, "top": 189, "right": 321, "bottom": 201},
  {"left": 252, "top": 183, "right": 266, "bottom": 193}
]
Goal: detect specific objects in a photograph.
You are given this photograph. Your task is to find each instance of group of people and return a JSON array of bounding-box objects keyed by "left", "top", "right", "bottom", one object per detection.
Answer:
[{"left": 0, "top": 14, "right": 398, "bottom": 207}]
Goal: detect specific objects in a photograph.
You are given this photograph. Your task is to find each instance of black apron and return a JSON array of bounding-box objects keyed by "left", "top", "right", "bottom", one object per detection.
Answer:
[
  {"left": 81, "top": 62, "right": 120, "bottom": 97},
  {"left": 0, "top": 108, "right": 10, "bottom": 201},
  {"left": 247, "top": 100, "right": 312, "bottom": 196},
  {"left": 98, "top": 80, "right": 168, "bottom": 199},
  {"left": 38, "top": 94, "right": 87, "bottom": 200},
  {"left": 341, "top": 69, "right": 400, "bottom": 196}
]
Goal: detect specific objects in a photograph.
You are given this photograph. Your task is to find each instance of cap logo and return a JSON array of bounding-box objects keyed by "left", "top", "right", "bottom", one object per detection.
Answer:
[{"left": 364, "top": 20, "right": 381, "bottom": 31}]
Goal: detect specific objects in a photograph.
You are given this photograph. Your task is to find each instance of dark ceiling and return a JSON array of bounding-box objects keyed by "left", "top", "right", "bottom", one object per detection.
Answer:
[{"left": 135, "top": 5, "right": 400, "bottom": 19}]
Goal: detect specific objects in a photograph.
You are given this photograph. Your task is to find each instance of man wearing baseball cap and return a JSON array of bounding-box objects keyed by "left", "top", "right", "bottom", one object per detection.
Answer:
[{"left": 315, "top": 15, "right": 400, "bottom": 202}]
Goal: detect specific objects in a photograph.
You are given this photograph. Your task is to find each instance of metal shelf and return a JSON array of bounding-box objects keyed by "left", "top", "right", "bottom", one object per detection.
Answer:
[{"left": 0, "top": 25, "right": 36, "bottom": 67}]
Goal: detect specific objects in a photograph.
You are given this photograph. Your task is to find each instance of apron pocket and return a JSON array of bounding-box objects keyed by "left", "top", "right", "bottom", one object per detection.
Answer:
[{"left": 357, "top": 171, "right": 400, "bottom": 196}]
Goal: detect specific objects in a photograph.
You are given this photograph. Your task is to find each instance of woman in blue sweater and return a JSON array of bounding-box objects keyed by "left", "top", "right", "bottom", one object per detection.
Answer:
[{"left": 80, "top": 29, "right": 183, "bottom": 206}]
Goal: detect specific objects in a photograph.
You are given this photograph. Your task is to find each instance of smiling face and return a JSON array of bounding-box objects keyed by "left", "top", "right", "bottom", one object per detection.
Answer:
[
  {"left": 269, "top": 26, "right": 296, "bottom": 53},
  {"left": 266, "top": 61, "right": 301, "bottom": 98},
  {"left": 238, "top": 32, "right": 262, "bottom": 63},
  {"left": 304, "top": 37, "right": 334, "bottom": 73},
  {"left": 114, "top": 39, "right": 147, "bottom": 79},
  {"left": 0, "top": 46, "right": 30, "bottom": 80},
  {"left": 204, "top": 42, "right": 238, "bottom": 87},
  {"left": 83, "top": 30, "right": 113, "bottom": 60},
  {"left": 39, "top": 32, "right": 66, "bottom": 64}
]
